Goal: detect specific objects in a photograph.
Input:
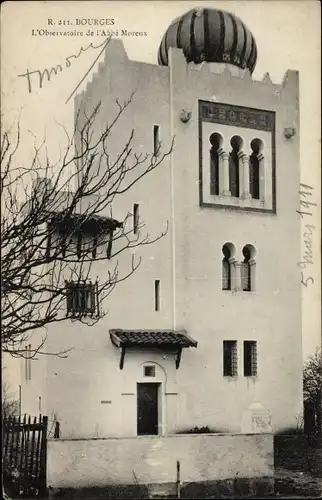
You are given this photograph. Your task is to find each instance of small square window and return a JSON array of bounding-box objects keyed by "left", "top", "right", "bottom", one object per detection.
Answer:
[
  {"left": 66, "top": 280, "right": 98, "bottom": 316},
  {"left": 144, "top": 366, "right": 155, "bottom": 377}
]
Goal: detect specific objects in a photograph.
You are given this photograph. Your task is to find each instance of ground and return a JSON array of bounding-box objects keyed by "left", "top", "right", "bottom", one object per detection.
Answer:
[{"left": 274, "top": 434, "right": 322, "bottom": 498}]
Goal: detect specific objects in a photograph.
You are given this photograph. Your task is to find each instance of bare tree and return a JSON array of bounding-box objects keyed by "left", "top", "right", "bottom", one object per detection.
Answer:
[
  {"left": 303, "top": 347, "right": 322, "bottom": 434},
  {"left": 1, "top": 382, "right": 19, "bottom": 419},
  {"left": 1, "top": 94, "right": 174, "bottom": 359}
]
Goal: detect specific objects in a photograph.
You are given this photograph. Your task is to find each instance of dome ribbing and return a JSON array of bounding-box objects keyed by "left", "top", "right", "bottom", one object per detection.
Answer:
[{"left": 158, "top": 7, "right": 257, "bottom": 73}]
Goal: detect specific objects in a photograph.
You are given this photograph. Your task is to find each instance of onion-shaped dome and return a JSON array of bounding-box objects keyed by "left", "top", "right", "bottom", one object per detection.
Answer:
[{"left": 158, "top": 7, "right": 257, "bottom": 73}]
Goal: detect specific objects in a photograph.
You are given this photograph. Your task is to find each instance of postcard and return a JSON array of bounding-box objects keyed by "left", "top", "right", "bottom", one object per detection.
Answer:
[{"left": 1, "top": 1, "right": 321, "bottom": 499}]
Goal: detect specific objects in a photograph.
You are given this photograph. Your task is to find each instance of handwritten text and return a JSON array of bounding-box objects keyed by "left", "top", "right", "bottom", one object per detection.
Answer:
[
  {"left": 297, "top": 183, "right": 316, "bottom": 287},
  {"left": 18, "top": 37, "right": 110, "bottom": 103}
]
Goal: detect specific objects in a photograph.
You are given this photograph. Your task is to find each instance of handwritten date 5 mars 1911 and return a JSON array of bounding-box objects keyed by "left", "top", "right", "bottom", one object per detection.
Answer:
[{"left": 297, "top": 183, "right": 316, "bottom": 287}]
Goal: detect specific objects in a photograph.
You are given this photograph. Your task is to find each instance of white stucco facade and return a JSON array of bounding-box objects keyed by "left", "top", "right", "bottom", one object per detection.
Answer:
[{"left": 20, "top": 37, "right": 302, "bottom": 440}]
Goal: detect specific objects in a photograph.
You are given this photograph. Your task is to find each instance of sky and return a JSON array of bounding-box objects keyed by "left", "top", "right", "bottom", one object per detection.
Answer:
[{"left": 1, "top": 0, "right": 321, "bottom": 364}]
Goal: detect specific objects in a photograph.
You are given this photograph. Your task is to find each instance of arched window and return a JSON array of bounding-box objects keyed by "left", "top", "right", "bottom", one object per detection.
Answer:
[
  {"left": 222, "top": 243, "right": 235, "bottom": 291},
  {"left": 249, "top": 138, "right": 263, "bottom": 200},
  {"left": 229, "top": 136, "right": 242, "bottom": 197},
  {"left": 241, "top": 245, "right": 256, "bottom": 292},
  {"left": 209, "top": 133, "right": 223, "bottom": 195}
]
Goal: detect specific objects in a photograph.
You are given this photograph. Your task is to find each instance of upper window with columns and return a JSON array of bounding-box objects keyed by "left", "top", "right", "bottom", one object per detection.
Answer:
[
  {"left": 200, "top": 100, "right": 275, "bottom": 213},
  {"left": 229, "top": 135, "right": 243, "bottom": 198},
  {"left": 209, "top": 132, "right": 223, "bottom": 196},
  {"left": 249, "top": 138, "right": 264, "bottom": 201},
  {"left": 208, "top": 133, "right": 266, "bottom": 203}
]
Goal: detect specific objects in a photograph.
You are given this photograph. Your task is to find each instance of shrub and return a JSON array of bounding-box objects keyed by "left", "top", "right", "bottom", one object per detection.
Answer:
[
  {"left": 176, "top": 425, "right": 224, "bottom": 434},
  {"left": 303, "top": 348, "right": 322, "bottom": 435}
]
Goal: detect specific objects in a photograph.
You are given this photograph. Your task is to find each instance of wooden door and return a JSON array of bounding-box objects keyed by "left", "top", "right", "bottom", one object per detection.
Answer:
[{"left": 137, "top": 383, "right": 159, "bottom": 435}]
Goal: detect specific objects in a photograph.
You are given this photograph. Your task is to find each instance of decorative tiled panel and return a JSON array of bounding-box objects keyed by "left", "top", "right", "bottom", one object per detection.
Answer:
[{"left": 200, "top": 101, "right": 275, "bottom": 132}]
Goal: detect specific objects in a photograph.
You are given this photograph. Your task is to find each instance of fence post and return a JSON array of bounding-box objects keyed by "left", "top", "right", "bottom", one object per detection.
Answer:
[
  {"left": 18, "top": 385, "right": 22, "bottom": 415},
  {"left": 3, "top": 413, "right": 49, "bottom": 498},
  {"left": 176, "top": 460, "right": 181, "bottom": 499},
  {"left": 39, "top": 416, "right": 48, "bottom": 497}
]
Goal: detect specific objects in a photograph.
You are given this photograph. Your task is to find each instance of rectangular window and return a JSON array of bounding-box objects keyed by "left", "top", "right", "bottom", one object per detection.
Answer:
[
  {"left": 244, "top": 341, "right": 257, "bottom": 376},
  {"left": 133, "top": 203, "right": 139, "bottom": 234},
  {"left": 25, "top": 344, "right": 31, "bottom": 381},
  {"left": 153, "top": 125, "right": 160, "bottom": 156},
  {"left": 144, "top": 366, "right": 156, "bottom": 377},
  {"left": 223, "top": 341, "right": 237, "bottom": 377},
  {"left": 66, "top": 281, "right": 98, "bottom": 316},
  {"left": 154, "top": 280, "right": 160, "bottom": 311}
]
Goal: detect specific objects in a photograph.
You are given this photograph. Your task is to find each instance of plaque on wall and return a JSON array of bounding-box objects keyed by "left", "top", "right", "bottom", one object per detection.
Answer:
[{"left": 199, "top": 101, "right": 275, "bottom": 132}]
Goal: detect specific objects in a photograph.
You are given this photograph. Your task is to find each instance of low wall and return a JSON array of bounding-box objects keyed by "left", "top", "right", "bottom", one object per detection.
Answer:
[{"left": 47, "top": 433, "right": 273, "bottom": 490}]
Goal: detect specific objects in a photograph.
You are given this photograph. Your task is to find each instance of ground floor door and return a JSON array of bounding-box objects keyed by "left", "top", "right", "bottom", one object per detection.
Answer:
[{"left": 137, "top": 383, "right": 159, "bottom": 435}]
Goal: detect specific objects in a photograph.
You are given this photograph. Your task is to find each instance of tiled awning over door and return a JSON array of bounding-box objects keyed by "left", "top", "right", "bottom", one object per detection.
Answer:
[{"left": 109, "top": 329, "right": 198, "bottom": 369}]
